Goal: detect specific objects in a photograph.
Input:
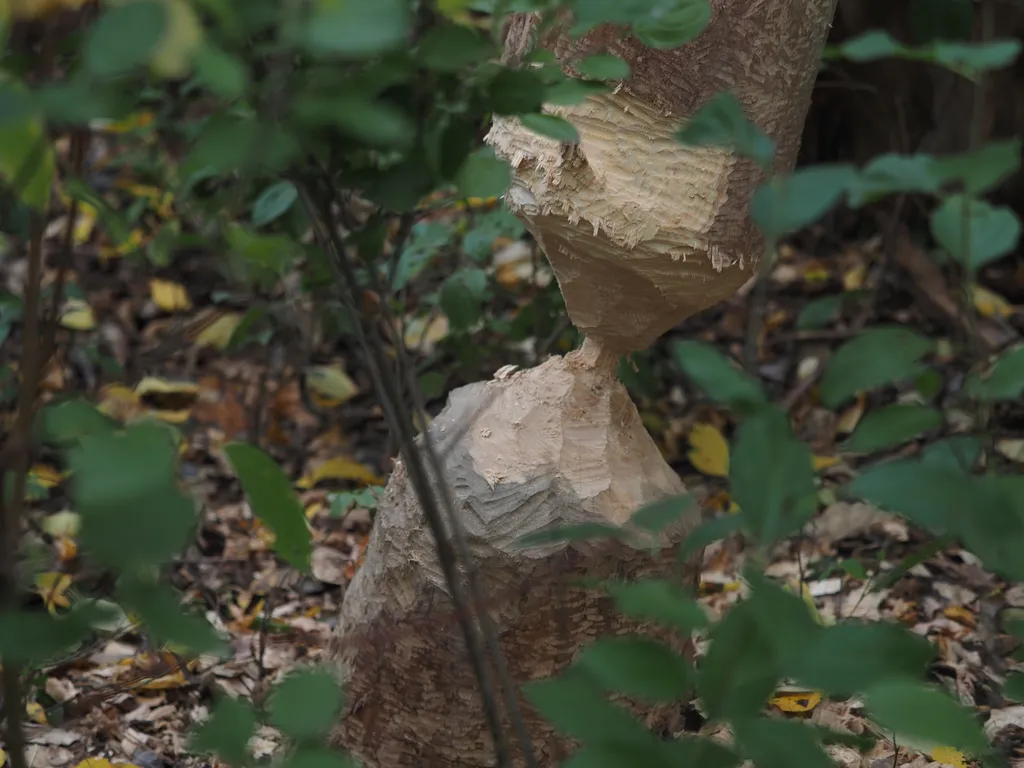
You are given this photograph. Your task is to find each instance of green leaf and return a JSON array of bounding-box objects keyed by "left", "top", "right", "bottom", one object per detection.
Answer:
[
  {"left": 0, "top": 78, "right": 55, "bottom": 212},
  {"left": 629, "top": 494, "right": 693, "bottom": 535},
  {"left": 797, "top": 294, "right": 845, "bottom": 330},
  {"left": 733, "top": 717, "right": 834, "bottom": 768},
  {"left": 519, "top": 113, "right": 580, "bottom": 143},
  {"left": 575, "top": 635, "right": 692, "bottom": 701},
  {"left": 71, "top": 423, "right": 196, "bottom": 570},
  {"left": 544, "top": 77, "right": 612, "bottom": 106},
  {"left": 574, "top": 54, "right": 631, "bottom": 81},
  {"left": 935, "top": 140, "right": 1021, "bottom": 196},
  {"left": 633, "top": 0, "right": 712, "bottom": 49},
  {"left": 190, "top": 696, "right": 257, "bottom": 766},
  {"left": 455, "top": 148, "right": 511, "bottom": 199},
  {"left": 295, "top": 92, "right": 415, "bottom": 148},
  {"left": 440, "top": 267, "right": 488, "bottom": 330},
  {"left": 678, "top": 511, "right": 744, "bottom": 562},
  {"left": 847, "top": 458, "right": 970, "bottom": 535},
  {"left": 269, "top": 668, "right": 345, "bottom": 741},
  {"left": 750, "top": 164, "right": 856, "bottom": 240},
  {"left": 37, "top": 398, "right": 118, "bottom": 447},
  {"left": 847, "top": 153, "right": 944, "bottom": 206},
  {"left": 391, "top": 221, "right": 451, "bottom": 290},
  {"left": 842, "top": 404, "right": 943, "bottom": 454},
  {"left": 119, "top": 578, "right": 225, "bottom": 656},
  {"left": 698, "top": 599, "right": 778, "bottom": 720},
  {"left": 919, "top": 436, "right": 983, "bottom": 473},
  {"left": 730, "top": 405, "right": 817, "bottom": 547},
  {"left": 182, "top": 116, "right": 299, "bottom": 182},
  {"left": 964, "top": 345, "right": 1024, "bottom": 401},
  {"left": 486, "top": 68, "right": 547, "bottom": 115},
  {"left": 846, "top": 461, "right": 1024, "bottom": 580},
  {"left": 670, "top": 340, "right": 767, "bottom": 414},
  {"left": 864, "top": 681, "right": 987, "bottom": 753},
  {"left": 837, "top": 31, "right": 903, "bottom": 61},
  {"left": 302, "top": 0, "right": 411, "bottom": 58},
  {"left": 782, "top": 622, "right": 935, "bottom": 697},
  {"left": 1004, "top": 672, "right": 1024, "bottom": 702},
  {"left": 675, "top": 91, "right": 774, "bottom": 169},
  {"left": 930, "top": 195, "right": 1021, "bottom": 272},
  {"left": 84, "top": 0, "right": 167, "bottom": 78},
  {"left": 605, "top": 580, "right": 709, "bottom": 635},
  {"left": 251, "top": 181, "right": 298, "bottom": 228},
  {"left": 522, "top": 673, "right": 656, "bottom": 747},
  {"left": 193, "top": 43, "right": 248, "bottom": 99},
  {"left": 223, "top": 442, "right": 312, "bottom": 572},
  {"left": 517, "top": 522, "right": 625, "bottom": 548},
  {"left": 932, "top": 39, "right": 1022, "bottom": 73},
  {"left": 279, "top": 748, "right": 356, "bottom": 768},
  {"left": 819, "top": 327, "right": 934, "bottom": 408},
  {"left": 0, "top": 608, "right": 96, "bottom": 666},
  {"left": 660, "top": 737, "right": 742, "bottom": 768},
  {"left": 417, "top": 23, "right": 493, "bottom": 71}
]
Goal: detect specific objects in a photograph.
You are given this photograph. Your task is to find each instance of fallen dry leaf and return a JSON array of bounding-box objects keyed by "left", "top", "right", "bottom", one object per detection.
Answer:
[
  {"left": 770, "top": 690, "right": 822, "bottom": 714},
  {"left": 35, "top": 572, "right": 72, "bottom": 614},
  {"left": 297, "top": 457, "right": 385, "bottom": 490},
  {"left": 149, "top": 278, "right": 193, "bottom": 313},
  {"left": 59, "top": 298, "right": 96, "bottom": 331},
  {"left": 687, "top": 423, "right": 729, "bottom": 478},
  {"left": 305, "top": 364, "right": 360, "bottom": 407}
]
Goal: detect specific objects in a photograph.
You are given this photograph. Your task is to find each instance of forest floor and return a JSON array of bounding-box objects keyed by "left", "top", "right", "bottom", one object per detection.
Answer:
[{"left": 2, "top": 125, "right": 1024, "bottom": 768}]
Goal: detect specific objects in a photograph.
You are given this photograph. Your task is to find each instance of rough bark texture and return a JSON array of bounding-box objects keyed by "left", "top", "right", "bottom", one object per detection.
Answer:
[
  {"left": 330, "top": 345, "right": 702, "bottom": 767},
  {"left": 331, "top": 3, "right": 840, "bottom": 765},
  {"left": 487, "top": 0, "right": 839, "bottom": 353}
]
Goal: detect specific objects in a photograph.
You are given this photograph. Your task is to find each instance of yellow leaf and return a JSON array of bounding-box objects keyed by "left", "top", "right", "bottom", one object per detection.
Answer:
[
  {"left": 150, "top": 0, "right": 203, "bottom": 78},
  {"left": 59, "top": 298, "right": 95, "bottom": 331},
  {"left": 35, "top": 571, "right": 72, "bottom": 614},
  {"left": 297, "top": 457, "right": 385, "bottom": 490},
  {"left": 97, "top": 383, "right": 143, "bottom": 422},
  {"left": 73, "top": 202, "right": 97, "bottom": 245},
  {"left": 0, "top": 747, "right": 6, "bottom": 766},
  {"left": 687, "top": 423, "right": 730, "bottom": 478},
  {"left": 43, "top": 510, "right": 81, "bottom": 539},
  {"left": 842, "top": 263, "right": 867, "bottom": 291},
  {"left": 29, "top": 463, "right": 63, "bottom": 488},
  {"left": 91, "top": 111, "right": 154, "bottom": 134},
  {"left": 930, "top": 746, "right": 968, "bottom": 768},
  {"left": 305, "top": 364, "right": 360, "bottom": 407},
  {"left": 192, "top": 311, "right": 243, "bottom": 350},
  {"left": 970, "top": 284, "right": 1015, "bottom": 319},
  {"left": 835, "top": 394, "right": 865, "bottom": 435},
  {"left": 770, "top": 690, "right": 822, "bottom": 713},
  {"left": 812, "top": 455, "right": 840, "bottom": 471},
  {"left": 996, "top": 438, "right": 1024, "bottom": 463},
  {"left": 98, "top": 228, "right": 145, "bottom": 261},
  {"left": 26, "top": 700, "right": 47, "bottom": 725},
  {"left": 149, "top": 278, "right": 192, "bottom": 312},
  {"left": 402, "top": 314, "right": 449, "bottom": 352},
  {"left": 135, "top": 376, "right": 199, "bottom": 398}
]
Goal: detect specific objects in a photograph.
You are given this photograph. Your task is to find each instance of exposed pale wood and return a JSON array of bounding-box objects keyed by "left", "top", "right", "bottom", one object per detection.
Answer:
[
  {"left": 487, "top": 0, "right": 839, "bottom": 353},
  {"left": 332, "top": 3, "right": 839, "bottom": 765},
  {"left": 331, "top": 347, "right": 702, "bottom": 767}
]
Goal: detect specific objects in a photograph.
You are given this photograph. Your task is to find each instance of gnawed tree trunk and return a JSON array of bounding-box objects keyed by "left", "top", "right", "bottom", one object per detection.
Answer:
[{"left": 331, "top": 2, "right": 837, "bottom": 766}]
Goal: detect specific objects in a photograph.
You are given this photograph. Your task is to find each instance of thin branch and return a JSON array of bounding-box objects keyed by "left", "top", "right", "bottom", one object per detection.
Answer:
[{"left": 299, "top": 186, "right": 521, "bottom": 767}]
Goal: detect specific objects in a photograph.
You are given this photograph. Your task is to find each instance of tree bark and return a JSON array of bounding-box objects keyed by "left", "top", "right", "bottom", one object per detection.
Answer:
[
  {"left": 488, "top": 0, "right": 839, "bottom": 354},
  {"left": 331, "top": 2, "right": 838, "bottom": 766}
]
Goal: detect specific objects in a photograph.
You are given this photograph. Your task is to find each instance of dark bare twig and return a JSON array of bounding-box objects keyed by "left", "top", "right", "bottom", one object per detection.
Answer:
[{"left": 299, "top": 185, "right": 525, "bottom": 768}]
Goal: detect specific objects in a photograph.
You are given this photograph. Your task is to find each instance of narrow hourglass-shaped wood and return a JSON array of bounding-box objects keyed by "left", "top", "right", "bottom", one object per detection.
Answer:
[{"left": 331, "top": 3, "right": 838, "bottom": 766}]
